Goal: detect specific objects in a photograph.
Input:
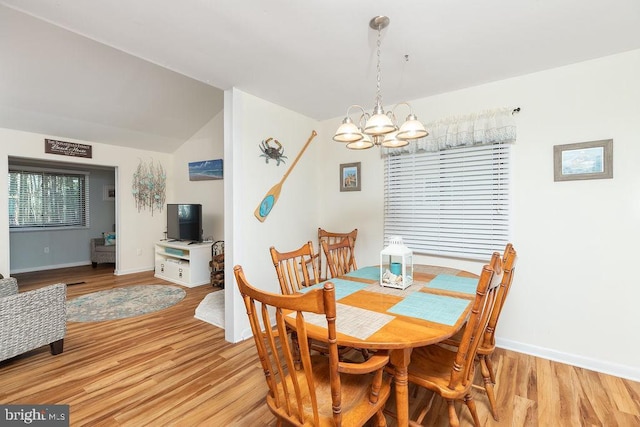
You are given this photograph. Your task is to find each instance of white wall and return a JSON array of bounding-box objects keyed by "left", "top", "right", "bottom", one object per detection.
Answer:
[
  {"left": 171, "top": 111, "right": 224, "bottom": 241},
  {"left": 318, "top": 49, "right": 640, "bottom": 381},
  {"left": 225, "top": 88, "right": 320, "bottom": 342},
  {"left": 0, "top": 128, "right": 174, "bottom": 276}
]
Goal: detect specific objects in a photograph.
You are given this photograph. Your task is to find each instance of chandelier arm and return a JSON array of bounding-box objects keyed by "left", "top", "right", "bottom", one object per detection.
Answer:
[
  {"left": 345, "top": 104, "right": 371, "bottom": 130},
  {"left": 391, "top": 102, "right": 414, "bottom": 116},
  {"left": 346, "top": 104, "right": 366, "bottom": 118}
]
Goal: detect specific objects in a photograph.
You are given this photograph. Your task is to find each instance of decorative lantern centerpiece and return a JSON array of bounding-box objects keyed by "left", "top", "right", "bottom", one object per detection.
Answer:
[{"left": 380, "top": 236, "right": 413, "bottom": 290}]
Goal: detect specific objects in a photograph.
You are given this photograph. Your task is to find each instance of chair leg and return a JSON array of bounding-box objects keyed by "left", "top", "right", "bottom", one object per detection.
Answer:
[
  {"left": 485, "top": 353, "right": 497, "bottom": 384},
  {"left": 447, "top": 399, "right": 460, "bottom": 427},
  {"left": 50, "top": 339, "right": 64, "bottom": 355},
  {"left": 463, "top": 394, "right": 481, "bottom": 427},
  {"left": 479, "top": 355, "right": 499, "bottom": 421},
  {"left": 415, "top": 392, "right": 435, "bottom": 425},
  {"left": 373, "top": 410, "right": 386, "bottom": 426}
]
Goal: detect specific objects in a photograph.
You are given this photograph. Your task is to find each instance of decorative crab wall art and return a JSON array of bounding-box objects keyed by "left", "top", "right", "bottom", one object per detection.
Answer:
[{"left": 259, "top": 137, "right": 287, "bottom": 166}]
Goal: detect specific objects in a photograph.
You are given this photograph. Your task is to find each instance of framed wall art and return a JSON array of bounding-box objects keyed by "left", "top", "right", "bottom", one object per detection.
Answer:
[
  {"left": 340, "top": 162, "right": 361, "bottom": 192},
  {"left": 189, "top": 159, "right": 223, "bottom": 181},
  {"left": 553, "top": 139, "right": 613, "bottom": 182}
]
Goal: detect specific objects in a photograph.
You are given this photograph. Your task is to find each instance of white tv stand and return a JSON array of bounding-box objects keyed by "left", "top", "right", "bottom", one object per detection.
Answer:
[{"left": 154, "top": 240, "right": 213, "bottom": 287}]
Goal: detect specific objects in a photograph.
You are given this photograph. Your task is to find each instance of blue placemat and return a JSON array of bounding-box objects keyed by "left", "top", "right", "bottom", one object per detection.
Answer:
[
  {"left": 425, "top": 274, "right": 478, "bottom": 295},
  {"left": 344, "top": 266, "right": 380, "bottom": 281},
  {"left": 387, "top": 292, "right": 470, "bottom": 326},
  {"left": 299, "top": 278, "right": 368, "bottom": 300}
]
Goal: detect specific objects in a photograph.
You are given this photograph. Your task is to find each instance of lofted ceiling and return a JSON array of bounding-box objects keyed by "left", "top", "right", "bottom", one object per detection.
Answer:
[{"left": 1, "top": 1, "right": 640, "bottom": 153}]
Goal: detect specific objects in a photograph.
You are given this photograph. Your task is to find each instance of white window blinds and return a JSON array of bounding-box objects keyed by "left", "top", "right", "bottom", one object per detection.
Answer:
[
  {"left": 8, "top": 168, "right": 89, "bottom": 229},
  {"left": 384, "top": 142, "right": 510, "bottom": 260}
]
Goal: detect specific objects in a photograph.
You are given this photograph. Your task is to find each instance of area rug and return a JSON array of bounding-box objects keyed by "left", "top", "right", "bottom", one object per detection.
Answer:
[
  {"left": 67, "top": 285, "right": 186, "bottom": 322},
  {"left": 194, "top": 290, "right": 224, "bottom": 329}
]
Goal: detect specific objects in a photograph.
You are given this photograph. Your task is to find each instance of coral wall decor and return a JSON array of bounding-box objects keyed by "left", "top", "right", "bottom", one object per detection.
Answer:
[{"left": 132, "top": 159, "right": 166, "bottom": 215}]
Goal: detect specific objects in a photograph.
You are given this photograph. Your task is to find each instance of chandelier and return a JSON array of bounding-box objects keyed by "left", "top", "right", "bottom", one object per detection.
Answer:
[{"left": 333, "top": 16, "right": 428, "bottom": 150}]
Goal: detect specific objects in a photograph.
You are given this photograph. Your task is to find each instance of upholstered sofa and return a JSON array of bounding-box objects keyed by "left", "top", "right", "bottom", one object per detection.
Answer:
[
  {"left": 0, "top": 277, "right": 67, "bottom": 362},
  {"left": 90, "top": 237, "right": 115, "bottom": 267}
]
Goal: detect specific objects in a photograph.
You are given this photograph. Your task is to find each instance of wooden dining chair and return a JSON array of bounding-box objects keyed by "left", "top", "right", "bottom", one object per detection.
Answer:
[
  {"left": 270, "top": 241, "right": 367, "bottom": 361},
  {"left": 233, "top": 265, "right": 391, "bottom": 426},
  {"left": 321, "top": 237, "right": 357, "bottom": 278},
  {"left": 269, "top": 241, "right": 319, "bottom": 295},
  {"left": 406, "top": 252, "right": 504, "bottom": 427},
  {"left": 474, "top": 243, "right": 517, "bottom": 421},
  {"left": 317, "top": 228, "right": 358, "bottom": 280},
  {"left": 270, "top": 241, "right": 328, "bottom": 358},
  {"left": 436, "top": 243, "right": 518, "bottom": 421}
]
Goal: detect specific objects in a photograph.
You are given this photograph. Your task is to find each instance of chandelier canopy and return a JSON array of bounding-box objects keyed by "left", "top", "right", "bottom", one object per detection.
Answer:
[{"left": 333, "top": 16, "right": 428, "bottom": 150}]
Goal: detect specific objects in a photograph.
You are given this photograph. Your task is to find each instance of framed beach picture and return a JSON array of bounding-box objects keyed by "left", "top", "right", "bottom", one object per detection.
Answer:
[
  {"left": 340, "top": 162, "right": 361, "bottom": 192},
  {"left": 553, "top": 139, "right": 613, "bottom": 182},
  {"left": 189, "top": 159, "right": 223, "bottom": 181}
]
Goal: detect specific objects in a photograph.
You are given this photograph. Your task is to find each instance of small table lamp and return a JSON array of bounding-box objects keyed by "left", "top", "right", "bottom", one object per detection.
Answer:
[{"left": 380, "top": 236, "right": 413, "bottom": 290}]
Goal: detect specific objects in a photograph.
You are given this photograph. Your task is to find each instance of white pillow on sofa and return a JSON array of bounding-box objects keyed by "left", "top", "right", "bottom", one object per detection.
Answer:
[{"left": 103, "top": 232, "right": 116, "bottom": 246}]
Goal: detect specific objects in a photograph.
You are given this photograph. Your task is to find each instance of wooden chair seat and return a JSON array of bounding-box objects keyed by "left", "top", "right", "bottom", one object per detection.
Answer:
[{"left": 408, "top": 345, "right": 472, "bottom": 398}]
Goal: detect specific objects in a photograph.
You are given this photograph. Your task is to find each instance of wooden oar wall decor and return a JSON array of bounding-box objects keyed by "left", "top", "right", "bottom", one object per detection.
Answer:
[{"left": 254, "top": 130, "right": 317, "bottom": 222}]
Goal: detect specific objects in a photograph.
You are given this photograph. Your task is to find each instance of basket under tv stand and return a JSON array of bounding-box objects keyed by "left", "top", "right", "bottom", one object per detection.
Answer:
[{"left": 154, "top": 240, "right": 213, "bottom": 287}]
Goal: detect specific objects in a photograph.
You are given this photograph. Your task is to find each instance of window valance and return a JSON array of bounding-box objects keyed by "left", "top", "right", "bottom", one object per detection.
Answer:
[{"left": 382, "top": 107, "right": 517, "bottom": 157}]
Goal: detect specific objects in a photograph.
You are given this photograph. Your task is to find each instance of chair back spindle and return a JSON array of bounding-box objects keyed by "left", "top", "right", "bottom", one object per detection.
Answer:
[
  {"left": 270, "top": 241, "right": 319, "bottom": 295},
  {"left": 321, "top": 238, "right": 357, "bottom": 278},
  {"left": 317, "top": 228, "right": 357, "bottom": 280}
]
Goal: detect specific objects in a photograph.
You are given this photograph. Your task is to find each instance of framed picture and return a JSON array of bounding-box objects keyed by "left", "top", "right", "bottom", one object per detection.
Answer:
[
  {"left": 553, "top": 139, "right": 613, "bottom": 182},
  {"left": 189, "top": 159, "right": 223, "bottom": 181},
  {"left": 103, "top": 185, "right": 115, "bottom": 201},
  {"left": 340, "top": 162, "right": 361, "bottom": 192}
]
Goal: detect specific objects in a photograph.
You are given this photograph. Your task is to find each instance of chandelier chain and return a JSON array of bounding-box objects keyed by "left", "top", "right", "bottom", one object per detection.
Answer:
[{"left": 376, "top": 26, "right": 382, "bottom": 106}]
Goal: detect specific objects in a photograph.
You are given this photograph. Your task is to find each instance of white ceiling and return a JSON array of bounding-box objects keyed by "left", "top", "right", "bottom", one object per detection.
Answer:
[{"left": 1, "top": 1, "right": 640, "bottom": 152}]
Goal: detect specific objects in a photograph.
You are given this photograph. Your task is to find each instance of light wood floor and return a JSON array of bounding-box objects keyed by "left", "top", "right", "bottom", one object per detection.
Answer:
[{"left": 2, "top": 265, "right": 639, "bottom": 426}]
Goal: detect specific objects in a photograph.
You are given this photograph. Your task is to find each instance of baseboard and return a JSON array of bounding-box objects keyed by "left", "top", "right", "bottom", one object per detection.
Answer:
[
  {"left": 114, "top": 266, "right": 154, "bottom": 276},
  {"left": 496, "top": 337, "right": 640, "bottom": 382},
  {"left": 11, "top": 264, "right": 154, "bottom": 277},
  {"left": 10, "top": 261, "right": 91, "bottom": 274}
]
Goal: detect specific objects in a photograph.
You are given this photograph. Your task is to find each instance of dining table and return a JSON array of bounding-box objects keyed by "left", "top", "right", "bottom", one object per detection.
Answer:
[{"left": 286, "top": 264, "right": 480, "bottom": 427}]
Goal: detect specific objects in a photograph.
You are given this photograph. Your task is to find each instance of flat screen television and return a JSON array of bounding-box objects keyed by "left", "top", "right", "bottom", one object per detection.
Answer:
[{"left": 166, "top": 204, "right": 203, "bottom": 243}]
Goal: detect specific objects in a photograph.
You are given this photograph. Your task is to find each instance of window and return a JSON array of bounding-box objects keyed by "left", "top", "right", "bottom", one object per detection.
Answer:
[
  {"left": 384, "top": 142, "right": 510, "bottom": 260},
  {"left": 8, "top": 167, "right": 89, "bottom": 230}
]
